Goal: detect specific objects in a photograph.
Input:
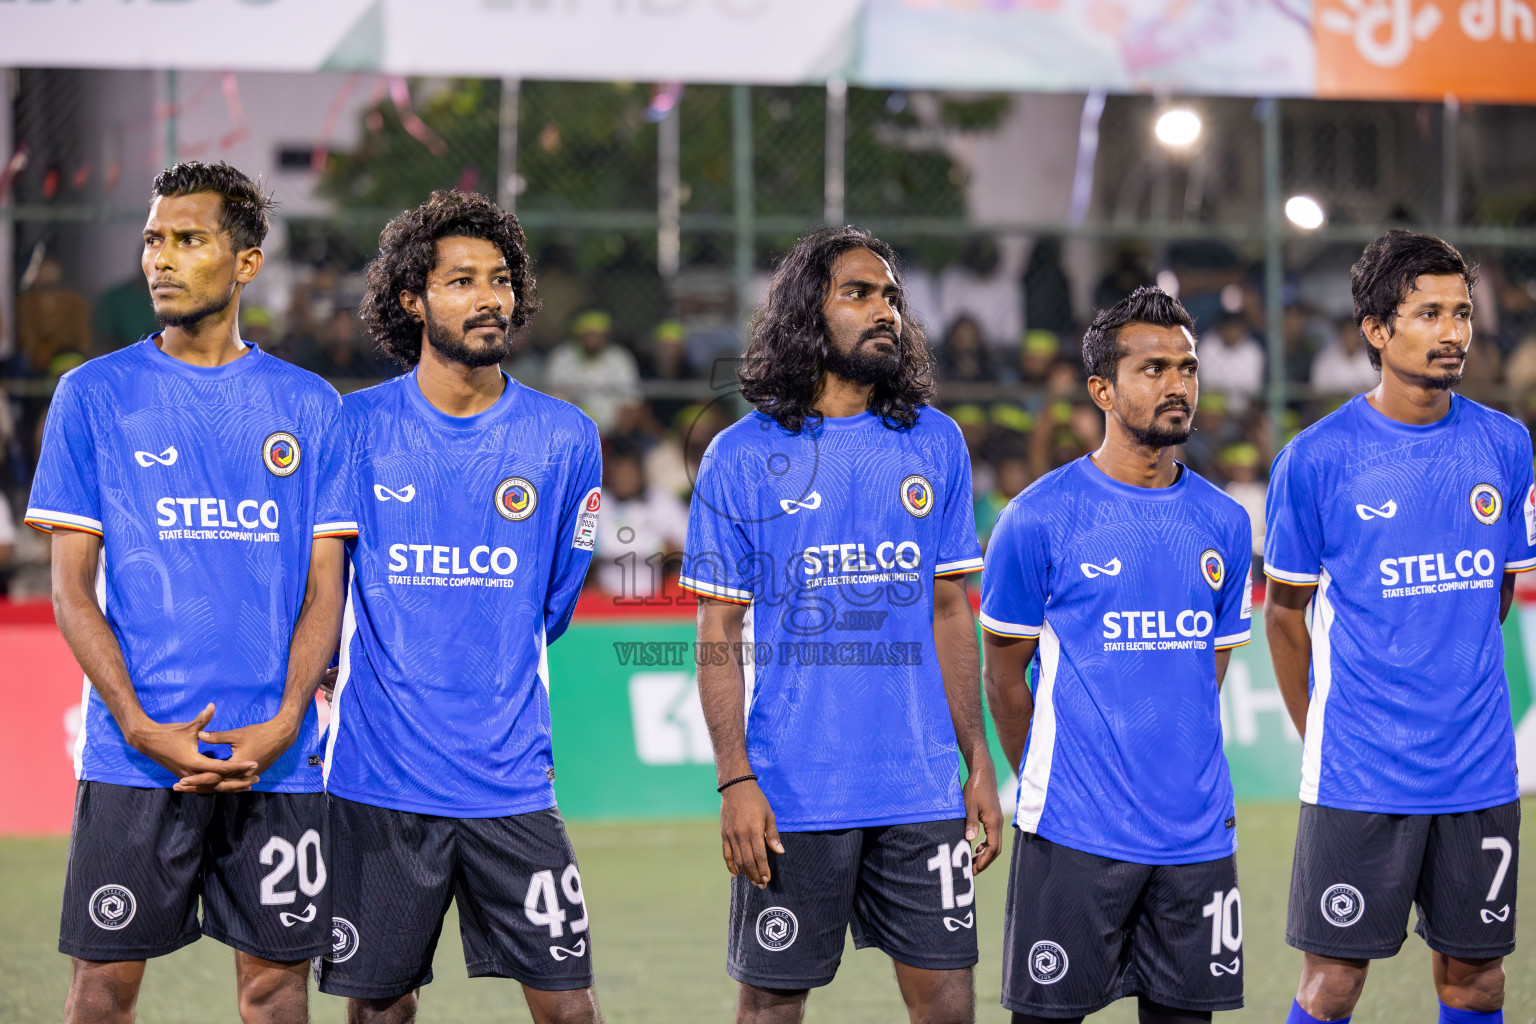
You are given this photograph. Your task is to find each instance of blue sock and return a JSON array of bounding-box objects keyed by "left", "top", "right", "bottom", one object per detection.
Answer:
[
  {"left": 1286, "top": 999, "right": 1350, "bottom": 1024},
  {"left": 1439, "top": 1002, "right": 1501, "bottom": 1024}
]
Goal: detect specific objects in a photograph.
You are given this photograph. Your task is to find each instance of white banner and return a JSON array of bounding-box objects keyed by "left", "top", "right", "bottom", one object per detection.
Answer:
[{"left": 0, "top": 0, "right": 862, "bottom": 85}]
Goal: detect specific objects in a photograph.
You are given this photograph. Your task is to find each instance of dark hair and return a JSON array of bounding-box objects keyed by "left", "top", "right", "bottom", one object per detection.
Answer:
[
  {"left": 1351, "top": 229, "right": 1477, "bottom": 370},
  {"left": 738, "top": 226, "right": 934, "bottom": 433},
  {"left": 361, "top": 190, "right": 540, "bottom": 368},
  {"left": 151, "top": 161, "right": 276, "bottom": 252},
  {"left": 1081, "top": 285, "right": 1195, "bottom": 381}
]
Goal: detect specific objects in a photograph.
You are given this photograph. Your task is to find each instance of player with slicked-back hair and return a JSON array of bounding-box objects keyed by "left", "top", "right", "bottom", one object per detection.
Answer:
[
  {"left": 1266, "top": 230, "right": 1531, "bottom": 1024},
  {"left": 315, "top": 191, "right": 604, "bottom": 1024},
  {"left": 983, "top": 285, "right": 1252, "bottom": 1023},
  {"left": 1348, "top": 229, "right": 1477, "bottom": 372},
  {"left": 682, "top": 226, "right": 1000, "bottom": 1024},
  {"left": 26, "top": 161, "right": 353, "bottom": 1024}
]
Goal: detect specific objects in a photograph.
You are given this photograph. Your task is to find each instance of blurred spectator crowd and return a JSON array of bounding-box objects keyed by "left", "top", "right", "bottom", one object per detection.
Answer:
[{"left": 3, "top": 234, "right": 1536, "bottom": 603}]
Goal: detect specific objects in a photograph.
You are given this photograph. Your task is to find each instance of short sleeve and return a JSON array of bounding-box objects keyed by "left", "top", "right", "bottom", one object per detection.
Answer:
[
  {"left": 1213, "top": 510, "right": 1254, "bottom": 650},
  {"left": 544, "top": 414, "right": 602, "bottom": 643},
  {"left": 679, "top": 447, "right": 755, "bottom": 605},
  {"left": 979, "top": 501, "right": 1048, "bottom": 639},
  {"left": 24, "top": 375, "right": 104, "bottom": 536},
  {"left": 1263, "top": 441, "right": 1323, "bottom": 585},
  {"left": 934, "top": 419, "right": 984, "bottom": 578},
  {"left": 1507, "top": 431, "right": 1536, "bottom": 574},
  {"left": 312, "top": 401, "right": 358, "bottom": 539}
]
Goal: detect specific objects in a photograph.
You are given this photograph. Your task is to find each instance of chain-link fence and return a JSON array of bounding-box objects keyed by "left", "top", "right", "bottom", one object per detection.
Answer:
[{"left": 3, "top": 69, "right": 1535, "bottom": 596}]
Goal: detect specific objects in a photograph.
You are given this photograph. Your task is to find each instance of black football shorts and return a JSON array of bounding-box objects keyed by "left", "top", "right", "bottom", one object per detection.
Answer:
[
  {"left": 314, "top": 797, "right": 595, "bottom": 1000},
  {"left": 726, "top": 817, "right": 979, "bottom": 990},
  {"left": 1287, "top": 800, "right": 1519, "bottom": 960},
  {"left": 1001, "top": 830, "right": 1243, "bottom": 1018},
  {"left": 59, "top": 781, "right": 330, "bottom": 962}
]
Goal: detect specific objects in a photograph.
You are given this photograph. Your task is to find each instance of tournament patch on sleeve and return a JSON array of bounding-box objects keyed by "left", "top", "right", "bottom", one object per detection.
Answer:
[
  {"left": 1526, "top": 484, "right": 1536, "bottom": 546},
  {"left": 1241, "top": 567, "right": 1254, "bottom": 620},
  {"left": 573, "top": 486, "right": 601, "bottom": 551}
]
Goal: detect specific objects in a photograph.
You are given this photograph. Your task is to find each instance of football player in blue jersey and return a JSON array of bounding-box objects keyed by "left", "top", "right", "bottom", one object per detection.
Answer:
[
  {"left": 681, "top": 226, "right": 1002, "bottom": 1024},
  {"left": 25, "top": 162, "right": 352, "bottom": 1023},
  {"left": 313, "top": 191, "right": 605, "bottom": 1024},
  {"left": 1266, "top": 231, "right": 1534, "bottom": 1024},
  {"left": 981, "top": 286, "right": 1253, "bottom": 1024}
]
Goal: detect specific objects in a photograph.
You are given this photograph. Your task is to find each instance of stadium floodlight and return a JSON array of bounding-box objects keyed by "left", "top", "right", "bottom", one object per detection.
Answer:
[
  {"left": 1285, "top": 194, "right": 1326, "bottom": 230},
  {"left": 1154, "top": 109, "right": 1201, "bottom": 148}
]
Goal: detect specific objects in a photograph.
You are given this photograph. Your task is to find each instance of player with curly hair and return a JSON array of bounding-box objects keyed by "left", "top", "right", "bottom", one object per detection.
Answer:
[{"left": 314, "top": 190, "right": 604, "bottom": 1024}]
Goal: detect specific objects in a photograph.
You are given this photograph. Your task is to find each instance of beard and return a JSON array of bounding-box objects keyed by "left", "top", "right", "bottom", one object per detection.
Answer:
[
  {"left": 824, "top": 327, "right": 901, "bottom": 385},
  {"left": 1424, "top": 347, "right": 1465, "bottom": 391},
  {"left": 425, "top": 305, "right": 513, "bottom": 369},
  {"left": 1125, "top": 399, "right": 1193, "bottom": 449},
  {"left": 155, "top": 283, "right": 236, "bottom": 330}
]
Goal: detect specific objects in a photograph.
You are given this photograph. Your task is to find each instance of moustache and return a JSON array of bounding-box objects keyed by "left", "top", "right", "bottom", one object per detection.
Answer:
[
  {"left": 1427, "top": 348, "right": 1465, "bottom": 363},
  {"left": 464, "top": 313, "right": 510, "bottom": 333},
  {"left": 1156, "top": 401, "right": 1191, "bottom": 415},
  {"left": 860, "top": 327, "right": 898, "bottom": 345},
  {"left": 151, "top": 278, "right": 187, "bottom": 290}
]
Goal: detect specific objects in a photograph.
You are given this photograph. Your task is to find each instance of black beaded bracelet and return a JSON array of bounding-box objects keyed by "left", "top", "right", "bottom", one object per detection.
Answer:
[{"left": 717, "top": 774, "right": 758, "bottom": 793}]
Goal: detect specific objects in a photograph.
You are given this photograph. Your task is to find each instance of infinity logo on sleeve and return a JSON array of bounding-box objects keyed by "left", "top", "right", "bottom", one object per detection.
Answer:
[
  {"left": 373, "top": 484, "right": 416, "bottom": 503},
  {"left": 1355, "top": 499, "right": 1397, "bottom": 520},
  {"left": 1080, "top": 558, "right": 1122, "bottom": 579},
  {"left": 134, "top": 447, "right": 179, "bottom": 467}
]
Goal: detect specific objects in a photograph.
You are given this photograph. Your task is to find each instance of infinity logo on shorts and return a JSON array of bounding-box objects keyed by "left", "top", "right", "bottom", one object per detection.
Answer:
[
  {"left": 1210, "top": 957, "right": 1241, "bottom": 976},
  {"left": 756, "top": 907, "right": 798, "bottom": 951},
  {"left": 550, "top": 938, "right": 587, "bottom": 960}
]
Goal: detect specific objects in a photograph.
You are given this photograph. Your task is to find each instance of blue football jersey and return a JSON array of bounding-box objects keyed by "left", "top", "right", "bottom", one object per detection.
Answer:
[
  {"left": 25, "top": 337, "right": 351, "bottom": 791},
  {"left": 680, "top": 407, "right": 984, "bottom": 831},
  {"left": 322, "top": 372, "right": 601, "bottom": 817},
  {"left": 980, "top": 457, "right": 1252, "bottom": 864},
  {"left": 1265, "top": 394, "right": 1536, "bottom": 813}
]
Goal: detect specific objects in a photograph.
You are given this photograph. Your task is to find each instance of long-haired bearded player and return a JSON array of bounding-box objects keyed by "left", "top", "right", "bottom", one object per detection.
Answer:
[{"left": 680, "top": 226, "right": 1003, "bottom": 1024}]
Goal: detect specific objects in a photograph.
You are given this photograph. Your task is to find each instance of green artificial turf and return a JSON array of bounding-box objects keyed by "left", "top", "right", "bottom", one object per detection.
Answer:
[{"left": 0, "top": 803, "right": 1530, "bottom": 1022}]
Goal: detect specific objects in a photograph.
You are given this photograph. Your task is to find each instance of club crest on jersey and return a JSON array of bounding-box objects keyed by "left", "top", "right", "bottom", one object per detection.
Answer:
[
  {"left": 495, "top": 476, "right": 538, "bottom": 521},
  {"left": 88, "top": 884, "right": 136, "bottom": 931},
  {"left": 262, "top": 432, "right": 301, "bottom": 477},
  {"left": 1199, "top": 549, "right": 1224, "bottom": 591},
  {"left": 900, "top": 474, "right": 934, "bottom": 518},
  {"left": 1470, "top": 483, "right": 1502, "bottom": 525}
]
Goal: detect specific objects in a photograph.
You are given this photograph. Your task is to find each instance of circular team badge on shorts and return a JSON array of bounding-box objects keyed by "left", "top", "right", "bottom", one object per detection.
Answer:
[
  {"left": 900, "top": 474, "right": 934, "bottom": 518},
  {"left": 1470, "top": 483, "right": 1503, "bottom": 525},
  {"left": 88, "top": 884, "right": 137, "bottom": 931},
  {"left": 262, "top": 432, "right": 301, "bottom": 477},
  {"left": 755, "top": 907, "right": 798, "bottom": 951},
  {"left": 495, "top": 476, "right": 538, "bottom": 521},
  {"left": 1028, "top": 940, "right": 1069, "bottom": 984},
  {"left": 1320, "top": 883, "right": 1365, "bottom": 927},
  {"left": 1199, "top": 549, "right": 1225, "bottom": 591},
  {"left": 326, "top": 917, "right": 360, "bottom": 962}
]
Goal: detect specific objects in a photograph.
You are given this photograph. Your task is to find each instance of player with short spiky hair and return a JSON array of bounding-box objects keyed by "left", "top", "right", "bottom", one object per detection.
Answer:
[
  {"left": 315, "top": 190, "right": 603, "bottom": 1024},
  {"left": 1266, "top": 230, "right": 1532, "bottom": 1024},
  {"left": 982, "top": 286, "right": 1252, "bottom": 1024},
  {"left": 683, "top": 226, "right": 1002, "bottom": 1024},
  {"left": 25, "top": 161, "right": 353, "bottom": 1023}
]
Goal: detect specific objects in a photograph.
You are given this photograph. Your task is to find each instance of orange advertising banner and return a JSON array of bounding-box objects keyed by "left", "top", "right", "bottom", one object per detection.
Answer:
[{"left": 1316, "top": 0, "right": 1536, "bottom": 102}]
